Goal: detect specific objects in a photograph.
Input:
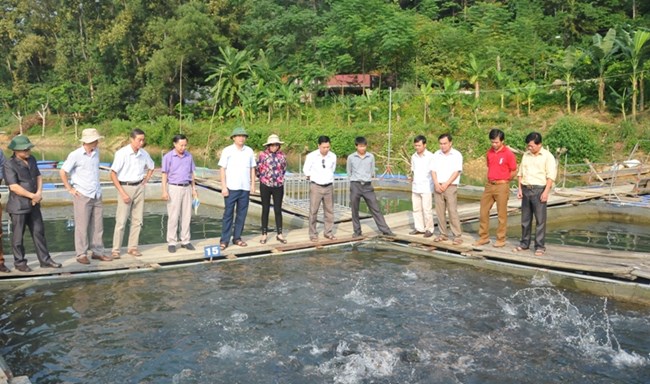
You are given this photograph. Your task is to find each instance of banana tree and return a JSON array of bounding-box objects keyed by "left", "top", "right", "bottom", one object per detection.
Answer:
[
  {"left": 588, "top": 29, "right": 618, "bottom": 114},
  {"left": 463, "top": 53, "right": 489, "bottom": 100},
  {"left": 616, "top": 28, "right": 650, "bottom": 120},
  {"left": 439, "top": 77, "right": 460, "bottom": 118},
  {"left": 419, "top": 80, "right": 435, "bottom": 124}
]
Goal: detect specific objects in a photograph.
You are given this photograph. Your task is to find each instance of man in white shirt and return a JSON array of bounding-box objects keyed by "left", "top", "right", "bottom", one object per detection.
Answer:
[
  {"left": 303, "top": 136, "right": 337, "bottom": 241},
  {"left": 110, "top": 128, "right": 155, "bottom": 258},
  {"left": 431, "top": 133, "right": 463, "bottom": 244},
  {"left": 219, "top": 127, "right": 256, "bottom": 250},
  {"left": 60, "top": 128, "right": 113, "bottom": 264},
  {"left": 409, "top": 135, "right": 434, "bottom": 237}
]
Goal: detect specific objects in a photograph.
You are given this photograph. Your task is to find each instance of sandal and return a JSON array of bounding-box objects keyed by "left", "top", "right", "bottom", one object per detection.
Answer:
[
  {"left": 260, "top": 234, "right": 267, "bottom": 244},
  {"left": 234, "top": 239, "right": 248, "bottom": 247},
  {"left": 324, "top": 234, "right": 336, "bottom": 240},
  {"left": 513, "top": 246, "right": 529, "bottom": 252},
  {"left": 220, "top": 243, "right": 228, "bottom": 251},
  {"left": 276, "top": 235, "right": 287, "bottom": 244},
  {"left": 534, "top": 249, "right": 546, "bottom": 256},
  {"left": 452, "top": 238, "right": 463, "bottom": 245},
  {"left": 433, "top": 236, "right": 448, "bottom": 242}
]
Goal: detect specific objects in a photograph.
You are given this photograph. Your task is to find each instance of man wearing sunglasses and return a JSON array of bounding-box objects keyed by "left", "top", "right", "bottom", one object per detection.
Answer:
[{"left": 303, "top": 136, "right": 337, "bottom": 241}]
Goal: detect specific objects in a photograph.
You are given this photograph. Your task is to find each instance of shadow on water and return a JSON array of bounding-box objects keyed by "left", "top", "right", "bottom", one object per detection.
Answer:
[{"left": 1, "top": 248, "right": 649, "bottom": 383}]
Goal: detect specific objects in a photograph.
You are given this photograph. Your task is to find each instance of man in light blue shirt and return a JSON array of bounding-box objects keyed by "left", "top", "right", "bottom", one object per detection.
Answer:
[{"left": 60, "top": 128, "right": 112, "bottom": 264}]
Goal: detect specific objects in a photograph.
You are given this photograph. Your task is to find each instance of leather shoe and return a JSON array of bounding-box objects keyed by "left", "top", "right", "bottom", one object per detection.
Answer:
[
  {"left": 0, "top": 263, "right": 10, "bottom": 273},
  {"left": 91, "top": 254, "right": 113, "bottom": 261},
  {"left": 15, "top": 264, "right": 32, "bottom": 272},
  {"left": 168, "top": 245, "right": 176, "bottom": 253},
  {"left": 127, "top": 249, "right": 143, "bottom": 257},
  {"left": 41, "top": 260, "right": 62, "bottom": 268},
  {"left": 423, "top": 230, "right": 434, "bottom": 238},
  {"left": 382, "top": 232, "right": 396, "bottom": 237},
  {"left": 77, "top": 255, "right": 91, "bottom": 265},
  {"left": 181, "top": 243, "right": 195, "bottom": 251}
]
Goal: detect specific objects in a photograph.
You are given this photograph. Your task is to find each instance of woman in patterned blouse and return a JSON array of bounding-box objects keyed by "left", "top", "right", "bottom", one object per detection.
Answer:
[{"left": 256, "top": 134, "right": 288, "bottom": 244}]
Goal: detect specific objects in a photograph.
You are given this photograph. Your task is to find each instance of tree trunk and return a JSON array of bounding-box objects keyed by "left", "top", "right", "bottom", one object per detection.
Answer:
[
  {"left": 632, "top": 74, "right": 638, "bottom": 120},
  {"left": 639, "top": 71, "right": 645, "bottom": 112},
  {"left": 598, "top": 76, "right": 605, "bottom": 114},
  {"left": 474, "top": 81, "right": 479, "bottom": 100}
]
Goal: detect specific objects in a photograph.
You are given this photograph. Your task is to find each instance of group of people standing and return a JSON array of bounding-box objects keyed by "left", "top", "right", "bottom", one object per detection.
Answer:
[
  {"left": 409, "top": 129, "right": 557, "bottom": 257},
  {"left": 0, "top": 126, "right": 556, "bottom": 273}
]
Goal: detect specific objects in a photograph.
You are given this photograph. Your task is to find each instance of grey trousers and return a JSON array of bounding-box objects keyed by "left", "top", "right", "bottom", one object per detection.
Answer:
[
  {"left": 308, "top": 183, "right": 334, "bottom": 239},
  {"left": 350, "top": 181, "right": 391, "bottom": 235},
  {"left": 166, "top": 184, "right": 192, "bottom": 245},
  {"left": 519, "top": 186, "right": 547, "bottom": 251},
  {"left": 73, "top": 194, "right": 105, "bottom": 257},
  {"left": 434, "top": 185, "right": 462, "bottom": 239},
  {"left": 112, "top": 184, "right": 145, "bottom": 252}
]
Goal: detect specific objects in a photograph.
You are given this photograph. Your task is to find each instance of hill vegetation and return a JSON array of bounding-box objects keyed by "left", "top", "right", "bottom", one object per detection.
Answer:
[{"left": 1, "top": 0, "right": 650, "bottom": 172}]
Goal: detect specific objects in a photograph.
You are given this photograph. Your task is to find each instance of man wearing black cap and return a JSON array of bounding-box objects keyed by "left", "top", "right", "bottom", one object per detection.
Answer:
[{"left": 4, "top": 135, "right": 62, "bottom": 272}]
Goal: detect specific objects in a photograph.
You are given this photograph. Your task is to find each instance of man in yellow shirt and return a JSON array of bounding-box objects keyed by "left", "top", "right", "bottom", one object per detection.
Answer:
[{"left": 514, "top": 132, "right": 557, "bottom": 256}]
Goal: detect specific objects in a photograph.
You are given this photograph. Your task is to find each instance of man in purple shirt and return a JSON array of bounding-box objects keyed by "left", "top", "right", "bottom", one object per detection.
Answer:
[{"left": 162, "top": 134, "right": 198, "bottom": 253}]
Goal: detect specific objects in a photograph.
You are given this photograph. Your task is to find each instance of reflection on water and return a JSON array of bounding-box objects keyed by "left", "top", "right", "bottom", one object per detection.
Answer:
[{"left": 1, "top": 247, "right": 649, "bottom": 383}]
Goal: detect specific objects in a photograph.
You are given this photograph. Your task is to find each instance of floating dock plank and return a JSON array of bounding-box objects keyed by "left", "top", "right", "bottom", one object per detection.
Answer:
[{"left": 1, "top": 186, "right": 649, "bottom": 305}]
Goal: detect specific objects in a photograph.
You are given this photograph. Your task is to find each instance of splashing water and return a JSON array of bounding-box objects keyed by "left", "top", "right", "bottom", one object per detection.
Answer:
[{"left": 498, "top": 287, "right": 650, "bottom": 368}]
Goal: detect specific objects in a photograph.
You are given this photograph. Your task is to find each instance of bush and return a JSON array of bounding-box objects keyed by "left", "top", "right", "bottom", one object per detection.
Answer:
[{"left": 545, "top": 116, "right": 604, "bottom": 163}]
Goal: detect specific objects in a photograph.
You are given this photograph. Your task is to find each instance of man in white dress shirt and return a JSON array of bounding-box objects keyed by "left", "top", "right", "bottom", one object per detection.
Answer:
[
  {"left": 60, "top": 128, "right": 113, "bottom": 264},
  {"left": 219, "top": 127, "right": 256, "bottom": 250},
  {"left": 110, "top": 128, "right": 155, "bottom": 258},
  {"left": 409, "top": 135, "right": 435, "bottom": 237},
  {"left": 303, "top": 136, "right": 337, "bottom": 241},
  {"left": 431, "top": 133, "right": 464, "bottom": 244}
]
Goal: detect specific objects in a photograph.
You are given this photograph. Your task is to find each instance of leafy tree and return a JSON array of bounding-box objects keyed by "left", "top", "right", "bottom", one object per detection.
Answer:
[
  {"left": 617, "top": 28, "right": 650, "bottom": 120},
  {"left": 419, "top": 80, "right": 435, "bottom": 124},
  {"left": 206, "top": 46, "right": 253, "bottom": 110},
  {"left": 462, "top": 53, "right": 489, "bottom": 100},
  {"left": 587, "top": 29, "right": 618, "bottom": 114},
  {"left": 439, "top": 77, "right": 460, "bottom": 117}
]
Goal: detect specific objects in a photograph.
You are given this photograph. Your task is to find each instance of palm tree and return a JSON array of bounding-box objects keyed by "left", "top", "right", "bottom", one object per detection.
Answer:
[
  {"left": 588, "top": 29, "right": 618, "bottom": 114},
  {"left": 617, "top": 28, "right": 650, "bottom": 120}
]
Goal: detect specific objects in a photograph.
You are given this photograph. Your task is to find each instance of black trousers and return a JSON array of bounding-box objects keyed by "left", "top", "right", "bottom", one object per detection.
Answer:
[
  {"left": 260, "top": 184, "right": 284, "bottom": 234},
  {"left": 519, "top": 186, "right": 548, "bottom": 251},
  {"left": 10, "top": 206, "right": 53, "bottom": 266},
  {"left": 350, "top": 181, "right": 391, "bottom": 235}
]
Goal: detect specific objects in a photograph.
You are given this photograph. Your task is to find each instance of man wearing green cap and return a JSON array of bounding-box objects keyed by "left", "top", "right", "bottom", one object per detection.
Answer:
[
  {"left": 218, "top": 127, "right": 256, "bottom": 251},
  {"left": 4, "top": 135, "right": 62, "bottom": 272}
]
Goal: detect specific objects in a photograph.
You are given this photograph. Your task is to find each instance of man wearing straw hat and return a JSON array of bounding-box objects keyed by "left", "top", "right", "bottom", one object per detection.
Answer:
[
  {"left": 110, "top": 128, "right": 155, "bottom": 258},
  {"left": 60, "top": 128, "right": 113, "bottom": 264},
  {"left": 218, "top": 127, "right": 256, "bottom": 251},
  {"left": 4, "top": 135, "right": 62, "bottom": 272}
]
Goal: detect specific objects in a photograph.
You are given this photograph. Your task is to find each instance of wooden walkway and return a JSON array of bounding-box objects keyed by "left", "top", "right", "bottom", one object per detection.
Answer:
[{"left": 1, "top": 183, "right": 648, "bottom": 304}]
